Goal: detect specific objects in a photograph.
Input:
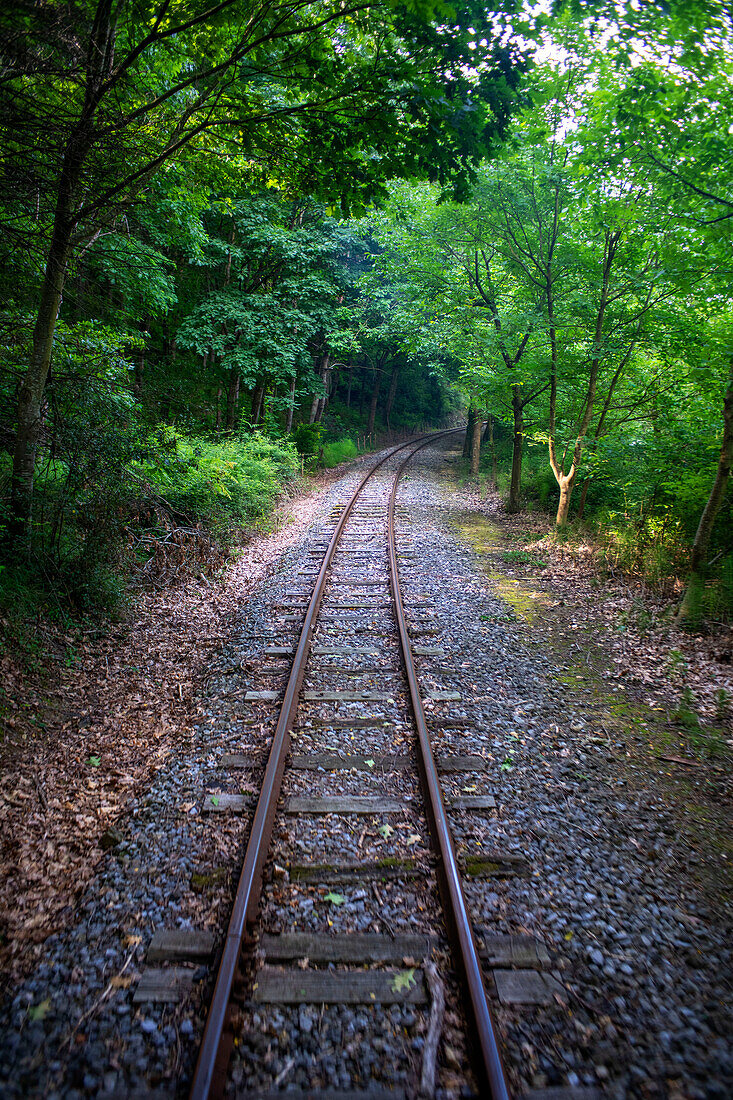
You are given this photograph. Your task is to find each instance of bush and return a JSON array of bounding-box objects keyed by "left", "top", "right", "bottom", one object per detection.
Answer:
[
  {"left": 321, "top": 438, "right": 358, "bottom": 467},
  {"left": 291, "top": 423, "right": 323, "bottom": 455},
  {"left": 138, "top": 429, "right": 299, "bottom": 534}
]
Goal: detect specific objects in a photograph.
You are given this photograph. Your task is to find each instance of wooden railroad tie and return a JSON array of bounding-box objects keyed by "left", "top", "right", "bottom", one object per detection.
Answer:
[{"left": 202, "top": 792, "right": 496, "bottom": 814}]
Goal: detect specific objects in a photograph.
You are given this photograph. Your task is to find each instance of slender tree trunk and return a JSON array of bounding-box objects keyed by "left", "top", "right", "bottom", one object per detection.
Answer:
[
  {"left": 367, "top": 364, "right": 382, "bottom": 435},
  {"left": 577, "top": 478, "right": 591, "bottom": 520},
  {"left": 285, "top": 375, "right": 296, "bottom": 434},
  {"left": 11, "top": 228, "right": 71, "bottom": 540},
  {"left": 309, "top": 354, "right": 329, "bottom": 423},
  {"left": 463, "top": 408, "right": 475, "bottom": 458},
  {"left": 225, "top": 367, "right": 240, "bottom": 429},
  {"left": 251, "top": 380, "right": 265, "bottom": 426},
  {"left": 508, "top": 388, "right": 523, "bottom": 512},
  {"left": 470, "top": 410, "right": 482, "bottom": 477},
  {"left": 134, "top": 350, "right": 145, "bottom": 398},
  {"left": 485, "top": 416, "right": 497, "bottom": 488},
  {"left": 345, "top": 365, "right": 353, "bottom": 408},
  {"left": 215, "top": 385, "right": 222, "bottom": 430},
  {"left": 385, "top": 364, "right": 399, "bottom": 428},
  {"left": 134, "top": 320, "right": 148, "bottom": 398},
  {"left": 317, "top": 355, "right": 332, "bottom": 423},
  {"left": 548, "top": 230, "right": 619, "bottom": 527},
  {"left": 577, "top": 343, "right": 636, "bottom": 519},
  {"left": 677, "top": 360, "right": 733, "bottom": 623}
]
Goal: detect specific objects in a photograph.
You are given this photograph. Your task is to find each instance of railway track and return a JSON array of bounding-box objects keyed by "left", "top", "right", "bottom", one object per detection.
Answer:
[
  {"left": 0, "top": 434, "right": 729, "bottom": 1100},
  {"left": 182, "top": 431, "right": 510, "bottom": 1100},
  {"left": 188, "top": 432, "right": 511, "bottom": 1099}
]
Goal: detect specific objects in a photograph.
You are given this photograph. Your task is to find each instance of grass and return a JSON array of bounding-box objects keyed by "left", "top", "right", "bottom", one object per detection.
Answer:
[
  {"left": 501, "top": 549, "right": 548, "bottom": 568},
  {"left": 321, "top": 437, "right": 358, "bottom": 468}
]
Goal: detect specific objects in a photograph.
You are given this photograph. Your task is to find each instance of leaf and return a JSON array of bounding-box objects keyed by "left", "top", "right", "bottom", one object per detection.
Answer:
[
  {"left": 378, "top": 824, "right": 394, "bottom": 839},
  {"left": 406, "top": 834, "right": 421, "bottom": 846},
  {"left": 110, "top": 975, "right": 133, "bottom": 989},
  {"left": 365, "top": 758, "right": 375, "bottom": 768},
  {"left": 390, "top": 969, "right": 416, "bottom": 994},
  {"left": 324, "top": 891, "right": 344, "bottom": 905},
  {"left": 210, "top": 795, "right": 219, "bottom": 806},
  {"left": 87, "top": 755, "right": 101, "bottom": 767},
  {"left": 564, "top": 930, "right": 573, "bottom": 941},
  {"left": 28, "top": 998, "right": 51, "bottom": 1020}
]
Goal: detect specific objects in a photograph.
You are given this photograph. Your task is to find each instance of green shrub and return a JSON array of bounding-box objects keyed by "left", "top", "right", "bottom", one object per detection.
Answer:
[
  {"left": 138, "top": 429, "right": 299, "bottom": 534},
  {"left": 291, "top": 423, "right": 323, "bottom": 455},
  {"left": 502, "top": 549, "right": 548, "bottom": 568},
  {"left": 321, "top": 438, "right": 358, "bottom": 468}
]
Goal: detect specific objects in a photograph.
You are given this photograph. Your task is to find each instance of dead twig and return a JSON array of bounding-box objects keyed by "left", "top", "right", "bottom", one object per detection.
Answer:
[
  {"left": 420, "top": 959, "right": 445, "bottom": 1098},
  {"left": 63, "top": 947, "right": 137, "bottom": 1049}
]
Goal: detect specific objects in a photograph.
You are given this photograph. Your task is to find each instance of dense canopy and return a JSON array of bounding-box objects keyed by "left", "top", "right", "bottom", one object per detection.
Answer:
[{"left": 1, "top": 0, "right": 731, "bottom": 626}]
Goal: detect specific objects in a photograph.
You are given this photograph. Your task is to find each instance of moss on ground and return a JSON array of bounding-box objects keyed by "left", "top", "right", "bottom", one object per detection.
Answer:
[{"left": 446, "top": 496, "right": 733, "bottom": 907}]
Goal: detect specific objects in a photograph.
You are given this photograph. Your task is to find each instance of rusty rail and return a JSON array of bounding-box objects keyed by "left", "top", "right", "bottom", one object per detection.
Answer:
[
  {"left": 189, "top": 431, "right": 456, "bottom": 1100},
  {"left": 387, "top": 436, "right": 511, "bottom": 1100}
]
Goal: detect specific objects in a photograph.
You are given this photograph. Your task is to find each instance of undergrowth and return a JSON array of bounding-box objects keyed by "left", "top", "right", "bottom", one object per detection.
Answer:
[{"left": 0, "top": 428, "right": 300, "bottom": 632}]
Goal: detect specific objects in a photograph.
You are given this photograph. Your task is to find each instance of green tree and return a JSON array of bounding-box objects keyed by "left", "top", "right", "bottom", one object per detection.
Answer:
[{"left": 1, "top": 0, "right": 529, "bottom": 540}]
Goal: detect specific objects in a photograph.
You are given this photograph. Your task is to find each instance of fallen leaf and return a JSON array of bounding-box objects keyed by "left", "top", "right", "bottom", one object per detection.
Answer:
[
  {"left": 324, "top": 891, "right": 344, "bottom": 906},
  {"left": 28, "top": 998, "right": 51, "bottom": 1020},
  {"left": 110, "top": 975, "right": 132, "bottom": 990},
  {"left": 390, "top": 969, "right": 416, "bottom": 994}
]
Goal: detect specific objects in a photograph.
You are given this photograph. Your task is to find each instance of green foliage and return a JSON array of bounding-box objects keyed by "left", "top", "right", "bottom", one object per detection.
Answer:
[
  {"left": 292, "top": 424, "right": 324, "bottom": 456},
  {"left": 673, "top": 686, "right": 701, "bottom": 731},
  {"left": 321, "top": 438, "right": 358, "bottom": 467},
  {"left": 714, "top": 688, "right": 730, "bottom": 724},
  {"left": 501, "top": 549, "right": 548, "bottom": 568},
  {"left": 139, "top": 430, "right": 298, "bottom": 534}
]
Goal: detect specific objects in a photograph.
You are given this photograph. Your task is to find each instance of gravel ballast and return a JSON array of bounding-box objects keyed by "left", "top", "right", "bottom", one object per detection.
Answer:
[{"left": 0, "top": 437, "right": 730, "bottom": 1099}]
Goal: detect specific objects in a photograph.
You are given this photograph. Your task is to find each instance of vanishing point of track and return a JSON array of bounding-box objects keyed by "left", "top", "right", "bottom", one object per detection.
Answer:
[{"left": 190, "top": 431, "right": 510, "bottom": 1100}]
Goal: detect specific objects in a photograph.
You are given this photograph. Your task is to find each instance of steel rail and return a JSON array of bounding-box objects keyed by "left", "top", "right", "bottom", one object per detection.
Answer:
[
  {"left": 189, "top": 431, "right": 456, "bottom": 1100},
  {"left": 387, "top": 435, "right": 511, "bottom": 1100}
]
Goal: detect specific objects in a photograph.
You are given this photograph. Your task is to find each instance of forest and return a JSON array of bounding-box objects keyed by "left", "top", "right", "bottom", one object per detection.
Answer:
[{"left": 1, "top": 0, "right": 732, "bottom": 637}]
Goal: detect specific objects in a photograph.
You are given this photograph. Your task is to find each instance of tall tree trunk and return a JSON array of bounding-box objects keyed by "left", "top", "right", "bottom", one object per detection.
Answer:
[
  {"left": 317, "top": 354, "right": 332, "bottom": 424},
  {"left": 134, "top": 349, "right": 144, "bottom": 398},
  {"left": 367, "top": 364, "right": 383, "bottom": 434},
  {"left": 225, "top": 367, "right": 240, "bottom": 429},
  {"left": 470, "top": 410, "right": 482, "bottom": 477},
  {"left": 309, "top": 353, "right": 329, "bottom": 424},
  {"left": 484, "top": 416, "right": 497, "bottom": 488},
  {"left": 345, "top": 365, "right": 353, "bottom": 408},
  {"left": 385, "top": 364, "right": 399, "bottom": 428},
  {"left": 134, "top": 320, "right": 148, "bottom": 398},
  {"left": 577, "top": 477, "right": 591, "bottom": 520},
  {"left": 251, "top": 379, "right": 265, "bottom": 426},
  {"left": 508, "top": 388, "right": 523, "bottom": 512},
  {"left": 548, "top": 230, "right": 620, "bottom": 527},
  {"left": 677, "top": 361, "right": 733, "bottom": 623},
  {"left": 215, "top": 385, "right": 222, "bottom": 430},
  {"left": 285, "top": 375, "right": 296, "bottom": 434},
  {"left": 11, "top": 226, "right": 71, "bottom": 540},
  {"left": 463, "top": 408, "right": 475, "bottom": 458},
  {"left": 577, "top": 340, "right": 637, "bottom": 519}
]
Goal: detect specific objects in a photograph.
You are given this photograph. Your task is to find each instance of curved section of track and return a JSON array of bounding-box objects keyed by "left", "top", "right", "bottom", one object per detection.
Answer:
[{"left": 190, "top": 430, "right": 509, "bottom": 1100}]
